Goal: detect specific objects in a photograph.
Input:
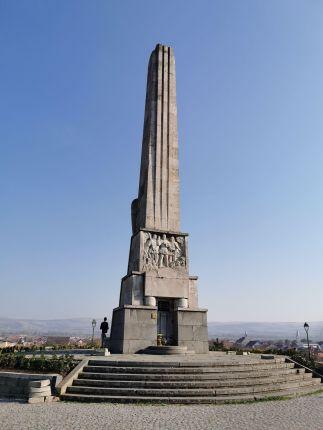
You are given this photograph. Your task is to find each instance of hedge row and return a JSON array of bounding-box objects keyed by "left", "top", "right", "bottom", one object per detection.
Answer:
[
  {"left": 208, "top": 342, "right": 317, "bottom": 371},
  {"left": 1, "top": 341, "right": 100, "bottom": 354},
  {"left": 0, "top": 353, "right": 78, "bottom": 376}
]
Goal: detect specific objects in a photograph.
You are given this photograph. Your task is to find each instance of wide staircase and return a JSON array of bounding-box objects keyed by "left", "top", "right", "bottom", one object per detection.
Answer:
[{"left": 60, "top": 354, "right": 322, "bottom": 404}]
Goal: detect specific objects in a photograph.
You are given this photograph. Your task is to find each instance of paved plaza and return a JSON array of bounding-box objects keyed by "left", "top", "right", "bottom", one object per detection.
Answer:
[{"left": 1, "top": 395, "right": 323, "bottom": 430}]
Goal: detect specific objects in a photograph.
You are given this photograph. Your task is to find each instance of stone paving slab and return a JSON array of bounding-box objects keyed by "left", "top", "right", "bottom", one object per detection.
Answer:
[
  {"left": 86, "top": 351, "right": 285, "bottom": 365},
  {"left": 1, "top": 395, "right": 322, "bottom": 430},
  {"left": 24, "top": 351, "right": 286, "bottom": 364}
]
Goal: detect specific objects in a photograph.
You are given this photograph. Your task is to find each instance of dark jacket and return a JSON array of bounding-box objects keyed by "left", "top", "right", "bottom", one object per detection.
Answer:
[{"left": 100, "top": 321, "right": 109, "bottom": 334}]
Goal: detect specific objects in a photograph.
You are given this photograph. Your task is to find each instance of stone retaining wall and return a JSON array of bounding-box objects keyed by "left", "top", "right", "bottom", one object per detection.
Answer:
[{"left": 0, "top": 371, "right": 62, "bottom": 399}]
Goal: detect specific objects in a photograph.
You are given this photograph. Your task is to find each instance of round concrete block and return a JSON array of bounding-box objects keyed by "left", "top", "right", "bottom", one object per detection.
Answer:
[
  {"left": 29, "top": 386, "right": 52, "bottom": 394},
  {"left": 29, "top": 386, "right": 51, "bottom": 393},
  {"left": 28, "top": 392, "right": 48, "bottom": 398},
  {"left": 145, "top": 296, "right": 156, "bottom": 306},
  {"left": 29, "top": 379, "right": 50, "bottom": 388},
  {"left": 28, "top": 397, "right": 45, "bottom": 404},
  {"left": 176, "top": 298, "right": 188, "bottom": 308}
]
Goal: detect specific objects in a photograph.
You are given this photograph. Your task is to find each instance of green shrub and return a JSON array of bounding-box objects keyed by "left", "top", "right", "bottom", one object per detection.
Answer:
[
  {"left": 0, "top": 353, "right": 78, "bottom": 376},
  {"left": 207, "top": 342, "right": 318, "bottom": 372},
  {"left": 209, "top": 339, "right": 224, "bottom": 351},
  {"left": 283, "top": 349, "right": 317, "bottom": 370}
]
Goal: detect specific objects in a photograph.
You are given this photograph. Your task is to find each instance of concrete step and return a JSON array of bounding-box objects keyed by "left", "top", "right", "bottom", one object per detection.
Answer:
[
  {"left": 61, "top": 384, "right": 322, "bottom": 404},
  {"left": 66, "top": 385, "right": 217, "bottom": 397},
  {"left": 216, "top": 378, "right": 321, "bottom": 396},
  {"left": 87, "top": 358, "right": 286, "bottom": 367},
  {"left": 66, "top": 378, "right": 320, "bottom": 398},
  {"left": 83, "top": 362, "right": 295, "bottom": 374},
  {"left": 79, "top": 367, "right": 305, "bottom": 381},
  {"left": 142, "top": 346, "right": 194, "bottom": 355},
  {"left": 74, "top": 373, "right": 312, "bottom": 389}
]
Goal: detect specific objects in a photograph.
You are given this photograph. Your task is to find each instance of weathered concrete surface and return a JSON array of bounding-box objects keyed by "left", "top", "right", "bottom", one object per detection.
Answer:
[
  {"left": 56, "top": 358, "right": 89, "bottom": 395},
  {"left": 176, "top": 309, "right": 208, "bottom": 353},
  {"left": 109, "top": 306, "right": 157, "bottom": 353},
  {"left": 0, "top": 372, "right": 61, "bottom": 399},
  {"left": 132, "top": 44, "right": 180, "bottom": 233},
  {"left": 1, "top": 395, "right": 323, "bottom": 430}
]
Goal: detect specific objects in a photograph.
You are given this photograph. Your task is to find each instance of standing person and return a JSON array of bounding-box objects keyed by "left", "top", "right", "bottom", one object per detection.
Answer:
[{"left": 100, "top": 317, "right": 109, "bottom": 348}]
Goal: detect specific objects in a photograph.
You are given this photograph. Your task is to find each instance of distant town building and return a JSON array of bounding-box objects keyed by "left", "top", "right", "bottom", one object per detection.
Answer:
[
  {"left": 45, "top": 336, "right": 70, "bottom": 345},
  {"left": 234, "top": 334, "right": 249, "bottom": 348},
  {"left": 245, "top": 340, "right": 263, "bottom": 350}
]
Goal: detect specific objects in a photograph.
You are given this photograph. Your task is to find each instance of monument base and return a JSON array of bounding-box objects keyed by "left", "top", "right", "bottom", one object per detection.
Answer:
[
  {"left": 177, "top": 308, "right": 209, "bottom": 354},
  {"left": 109, "top": 305, "right": 157, "bottom": 354},
  {"left": 109, "top": 305, "right": 208, "bottom": 354}
]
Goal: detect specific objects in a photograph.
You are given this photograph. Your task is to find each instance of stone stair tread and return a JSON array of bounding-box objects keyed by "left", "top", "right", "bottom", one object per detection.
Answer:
[
  {"left": 61, "top": 384, "right": 322, "bottom": 404},
  {"left": 79, "top": 368, "right": 305, "bottom": 381},
  {"left": 67, "top": 378, "right": 321, "bottom": 397},
  {"left": 216, "top": 379, "right": 321, "bottom": 396},
  {"left": 73, "top": 374, "right": 312, "bottom": 389},
  {"left": 67, "top": 386, "right": 217, "bottom": 396},
  {"left": 142, "top": 346, "right": 195, "bottom": 355},
  {"left": 83, "top": 363, "right": 295, "bottom": 374},
  {"left": 87, "top": 358, "right": 286, "bottom": 368}
]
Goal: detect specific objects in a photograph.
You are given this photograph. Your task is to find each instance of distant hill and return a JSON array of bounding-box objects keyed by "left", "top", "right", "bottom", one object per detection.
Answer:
[
  {"left": 1, "top": 318, "right": 322, "bottom": 340},
  {"left": 208, "top": 321, "right": 323, "bottom": 341},
  {"left": 0, "top": 317, "right": 101, "bottom": 336}
]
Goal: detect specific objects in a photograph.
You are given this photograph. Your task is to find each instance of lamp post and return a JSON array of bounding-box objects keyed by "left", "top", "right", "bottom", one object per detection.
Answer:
[
  {"left": 304, "top": 322, "right": 310, "bottom": 360},
  {"left": 91, "top": 319, "right": 97, "bottom": 347}
]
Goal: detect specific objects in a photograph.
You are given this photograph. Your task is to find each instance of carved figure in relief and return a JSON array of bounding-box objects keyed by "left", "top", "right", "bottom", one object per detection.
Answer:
[
  {"left": 168, "top": 236, "right": 181, "bottom": 267},
  {"left": 175, "top": 236, "right": 186, "bottom": 267},
  {"left": 143, "top": 233, "right": 157, "bottom": 269},
  {"left": 144, "top": 233, "right": 153, "bottom": 267},
  {"left": 151, "top": 234, "right": 159, "bottom": 265},
  {"left": 158, "top": 234, "right": 169, "bottom": 267},
  {"left": 142, "top": 232, "right": 186, "bottom": 270}
]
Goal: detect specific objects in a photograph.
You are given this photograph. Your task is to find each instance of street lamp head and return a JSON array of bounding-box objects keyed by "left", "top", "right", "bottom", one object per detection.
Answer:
[
  {"left": 92, "top": 319, "right": 97, "bottom": 328},
  {"left": 304, "top": 322, "right": 309, "bottom": 332}
]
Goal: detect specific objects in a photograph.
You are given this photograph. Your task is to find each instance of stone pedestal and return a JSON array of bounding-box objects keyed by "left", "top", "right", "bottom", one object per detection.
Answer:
[
  {"left": 110, "top": 305, "right": 208, "bottom": 354},
  {"left": 176, "top": 308, "right": 209, "bottom": 353},
  {"left": 109, "top": 305, "right": 157, "bottom": 354}
]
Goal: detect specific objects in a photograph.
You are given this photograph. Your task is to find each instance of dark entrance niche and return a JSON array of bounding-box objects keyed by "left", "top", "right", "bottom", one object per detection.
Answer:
[{"left": 157, "top": 299, "right": 175, "bottom": 345}]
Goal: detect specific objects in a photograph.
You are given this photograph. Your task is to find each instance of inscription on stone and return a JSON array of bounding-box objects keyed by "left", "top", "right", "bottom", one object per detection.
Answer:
[{"left": 142, "top": 232, "right": 186, "bottom": 271}]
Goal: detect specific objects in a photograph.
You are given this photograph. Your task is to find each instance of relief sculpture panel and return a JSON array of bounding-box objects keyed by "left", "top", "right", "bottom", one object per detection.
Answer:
[{"left": 142, "top": 232, "right": 186, "bottom": 271}]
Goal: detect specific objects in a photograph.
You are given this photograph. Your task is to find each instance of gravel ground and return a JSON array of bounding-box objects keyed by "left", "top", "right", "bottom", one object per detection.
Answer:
[{"left": 1, "top": 395, "right": 323, "bottom": 430}]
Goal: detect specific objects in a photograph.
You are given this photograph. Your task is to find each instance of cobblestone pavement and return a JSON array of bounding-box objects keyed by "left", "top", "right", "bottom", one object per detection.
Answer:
[{"left": 1, "top": 395, "right": 323, "bottom": 430}]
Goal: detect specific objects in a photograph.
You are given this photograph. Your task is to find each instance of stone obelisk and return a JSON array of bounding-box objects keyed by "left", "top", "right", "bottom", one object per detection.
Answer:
[
  {"left": 131, "top": 43, "right": 180, "bottom": 234},
  {"left": 109, "top": 44, "right": 208, "bottom": 354}
]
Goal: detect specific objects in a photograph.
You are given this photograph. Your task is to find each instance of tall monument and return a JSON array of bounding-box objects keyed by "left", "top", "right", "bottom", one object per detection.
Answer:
[{"left": 109, "top": 44, "right": 208, "bottom": 354}]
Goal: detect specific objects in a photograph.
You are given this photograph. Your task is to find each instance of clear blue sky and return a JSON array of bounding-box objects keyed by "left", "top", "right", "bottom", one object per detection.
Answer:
[{"left": 1, "top": 1, "right": 322, "bottom": 322}]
